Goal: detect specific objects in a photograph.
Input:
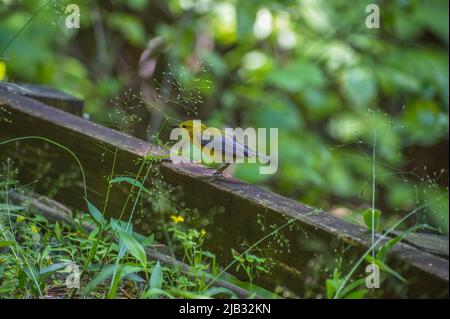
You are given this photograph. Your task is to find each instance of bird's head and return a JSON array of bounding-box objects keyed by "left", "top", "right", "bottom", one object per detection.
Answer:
[{"left": 178, "top": 120, "right": 208, "bottom": 136}]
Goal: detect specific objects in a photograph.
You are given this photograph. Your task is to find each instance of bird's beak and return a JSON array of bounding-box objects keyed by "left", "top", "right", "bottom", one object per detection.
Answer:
[{"left": 170, "top": 125, "right": 179, "bottom": 128}]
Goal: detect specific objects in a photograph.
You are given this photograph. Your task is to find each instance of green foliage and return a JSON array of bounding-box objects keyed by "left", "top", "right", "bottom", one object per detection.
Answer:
[
  {"left": 326, "top": 269, "right": 368, "bottom": 299},
  {"left": 0, "top": 189, "right": 265, "bottom": 299},
  {"left": 116, "top": 228, "right": 147, "bottom": 269},
  {"left": 231, "top": 249, "right": 270, "bottom": 284},
  {"left": 150, "top": 261, "right": 163, "bottom": 290},
  {"left": 0, "top": 149, "right": 276, "bottom": 298},
  {"left": 0, "top": 0, "right": 448, "bottom": 299},
  {"left": 365, "top": 255, "right": 406, "bottom": 283},
  {"left": 85, "top": 198, "right": 107, "bottom": 227},
  {"left": 1, "top": 0, "right": 448, "bottom": 235},
  {"left": 363, "top": 208, "right": 381, "bottom": 232}
]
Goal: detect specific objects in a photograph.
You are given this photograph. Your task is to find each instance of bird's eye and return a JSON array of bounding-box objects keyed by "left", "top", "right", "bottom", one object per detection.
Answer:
[{"left": 181, "top": 125, "right": 186, "bottom": 128}]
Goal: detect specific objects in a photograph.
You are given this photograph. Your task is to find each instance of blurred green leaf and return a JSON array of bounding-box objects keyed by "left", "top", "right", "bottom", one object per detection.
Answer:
[
  {"left": 363, "top": 208, "right": 381, "bottom": 232},
  {"left": 340, "top": 66, "right": 377, "bottom": 108},
  {"left": 150, "top": 261, "right": 163, "bottom": 290},
  {"left": 267, "top": 61, "right": 325, "bottom": 92},
  {"left": 107, "top": 13, "right": 146, "bottom": 47}
]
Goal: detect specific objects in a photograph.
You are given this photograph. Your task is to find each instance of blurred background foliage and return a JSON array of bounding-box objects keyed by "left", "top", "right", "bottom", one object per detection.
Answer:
[{"left": 0, "top": 0, "right": 448, "bottom": 233}]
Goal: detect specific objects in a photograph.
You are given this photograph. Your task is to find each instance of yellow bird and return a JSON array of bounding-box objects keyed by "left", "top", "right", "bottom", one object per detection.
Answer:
[{"left": 177, "top": 120, "right": 269, "bottom": 180}]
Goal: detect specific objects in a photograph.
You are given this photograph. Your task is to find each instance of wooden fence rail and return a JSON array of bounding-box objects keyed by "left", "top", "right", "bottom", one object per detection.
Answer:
[{"left": 0, "top": 83, "right": 448, "bottom": 298}]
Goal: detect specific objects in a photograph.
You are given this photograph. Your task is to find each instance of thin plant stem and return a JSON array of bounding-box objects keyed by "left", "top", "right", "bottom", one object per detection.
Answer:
[
  {"left": 2, "top": 160, "right": 43, "bottom": 297},
  {"left": 0, "top": 136, "right": 88, "bottom": 198},
  {"left": 0, "top": 0, "right": 51, "bottom": 59},
  {"left": 108, "top": 158, "right": 153, "bottom": 297},
  {"left": 203, "top": 217, "right": 297, "bottom": 290},
  {"left": 333, "top": 195, "right": 446, "bottom": 298},
  {"left": 371, "top": 130, "right": 377, "bottom": 260}
]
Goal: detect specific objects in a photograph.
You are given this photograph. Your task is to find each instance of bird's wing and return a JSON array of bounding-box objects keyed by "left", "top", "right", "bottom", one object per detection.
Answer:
[
  {"left": 222, "top": 131, "right": 271, "bottom": 160},
  {"left": 199, "top": 134, "right": 259, "bottom": 159}
]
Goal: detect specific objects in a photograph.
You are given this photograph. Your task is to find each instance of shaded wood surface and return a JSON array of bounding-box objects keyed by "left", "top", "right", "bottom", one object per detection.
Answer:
[
  {"left": 0, "top": 82, "right": 84, "bottom": 116},
  {"left": 391, "top": 231, "right": 449, "bottom": 259},
  {"left": 0, "top": 85, "right": 448, "bottom": 298}
]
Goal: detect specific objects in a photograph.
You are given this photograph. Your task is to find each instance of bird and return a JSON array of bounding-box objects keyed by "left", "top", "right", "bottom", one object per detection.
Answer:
[{"left": 175, "top": 120, "right": 270, "bottom": 180}]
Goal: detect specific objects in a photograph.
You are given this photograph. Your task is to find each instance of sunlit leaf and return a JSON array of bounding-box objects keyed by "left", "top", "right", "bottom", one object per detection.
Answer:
[
  {"left": 363, "top": 208, "right": 381, "bottom": 232},
  {"left": 150, "top": 261, "right": 163, "bottom": 290},
  {"left": 116, "top": 229, "right": 147, "bottom": 269}
]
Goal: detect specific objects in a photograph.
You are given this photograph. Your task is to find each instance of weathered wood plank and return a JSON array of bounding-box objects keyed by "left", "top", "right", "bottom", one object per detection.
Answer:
[
  {"left": 0, "top": 82, "right": 84, "bottom": 116},
  {"left": 0, "top": 86, "right": 448, "bottom": 298},
  {"left": 10, "top": 191, "right": 261, "bottom": 299},
  {"left": 391, "top": 231, "right": 449, "bottom": 259}
]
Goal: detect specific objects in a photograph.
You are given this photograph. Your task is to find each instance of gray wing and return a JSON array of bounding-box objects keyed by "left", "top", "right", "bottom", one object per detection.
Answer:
[{"left": 199, "top": 135, "right": 255, "bottom": 159}]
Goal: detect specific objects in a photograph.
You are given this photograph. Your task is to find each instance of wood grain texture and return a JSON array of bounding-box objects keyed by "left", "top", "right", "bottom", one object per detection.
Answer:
[{"left": 0, "top": 86, "right": 448, "bottom": 298}]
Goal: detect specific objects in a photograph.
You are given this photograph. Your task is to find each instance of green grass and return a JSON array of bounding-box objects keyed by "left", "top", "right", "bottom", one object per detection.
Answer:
[
  {"left": 0, "top": 152, "right": 280, "bottom": 299},
  {"left": 0, "top": 188, "right": 272, "bottom": 299}
]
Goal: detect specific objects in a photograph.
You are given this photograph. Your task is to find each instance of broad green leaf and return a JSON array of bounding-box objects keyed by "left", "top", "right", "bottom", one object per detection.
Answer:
[
  {"left": 126, "top": 230, "right": 154, "bottom": 247},
  {"left": 366, "top": 256, "right": 407, "bottom": 283},
  {"left": 326, "top": 269, "right": 343, "bottom": 299},
  {"left": 107, "top": 265, "right": 122, "bottom": 299},
  {"left": 54, "top": 222, "right": 62, "bottom": 241},
  {"left": 39, "top": 262, "right": 72, "bottom": 275},
  {"left": 142, "top": 288, "right": 174, "bottom": 299},
  {"left": 326, "top": 278, "right": 339, "bottom": 299},
  {"left": 111, "top": 219, "right": 133, "bottom": 259},
  {"left": 344, "top": 289, "right": 368, "bottom": 299},
  {"left": 116, "top": 229, "right": 147, "bottom": 269},
  {"left": 82, "top": 265, "right": 116, "bottom": 296},
  {"left": 84, "top": 240, "right": 100, "bottom": 270},
  {"left": 150, "top": 261, "right": 163, "bottom": 290},
  {"left": 339, "top": 278, "right": 367, "bottom": 298},
  {"left": 0, "top": 240, "right": 14, "bottom": 248},
  {"left": 363, "top": 208, "right": 381, "bottom": 231},
  {"left": 110, "top": 218, "right": 132, "bottom": 234},
  {"left": 110, "top": 176, "right": 152, "bottom": 196},
  {"left": 84, "top": 198, "right": 106, "bottom": 226},
  {"left": 141, "top": 234, "right": 155, "bottom": 247},
  {"left": 39, "top": 262, "right": 72, "bottom": 281},
  {"left": 107, "top": 264, "right": 143, "bottom": 299}
]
